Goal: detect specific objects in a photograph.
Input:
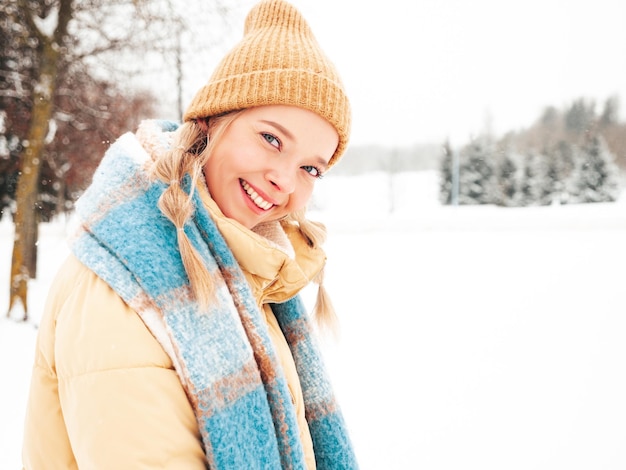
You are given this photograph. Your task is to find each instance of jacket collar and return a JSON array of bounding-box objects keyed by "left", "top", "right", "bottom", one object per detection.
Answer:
[{"left": 197, "top": 181, "right": 326, "bottom": 305}]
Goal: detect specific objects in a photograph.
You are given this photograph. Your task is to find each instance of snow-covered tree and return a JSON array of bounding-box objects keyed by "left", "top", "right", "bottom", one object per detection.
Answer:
[
  {"left": 3, "top": 0, "right": 233, "bottom": 320},
  {"left": 600, "top": 95, "right": 620, "bottom": 128},
  {"left": 494, "top": 150, "right": 521, "bottom": 207},
  {"left": 458, "top": 137, "right": 496, "bottom": 205},
  {"left": 517, "top": 151, "right": 554, "bottom": 206},
  {"left": 5, "top": 0, "right": 74, "bottom": 319},
  {"left": 565, "top": 98, "right": 596, "bottom": 136},
  {"left": 548, "top": 140, "right": 576, "bottom": 204},
  {"left": 568, "top": 135, "right": 621, "bottom": 203},
  {"left": 438, "top": 141, "right": 453, "bottom": 205}
]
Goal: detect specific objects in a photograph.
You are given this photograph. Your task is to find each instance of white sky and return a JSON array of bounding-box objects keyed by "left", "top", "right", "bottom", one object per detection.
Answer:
[{"left": 179, "top": 0, "right": 626, "bottom": 148}]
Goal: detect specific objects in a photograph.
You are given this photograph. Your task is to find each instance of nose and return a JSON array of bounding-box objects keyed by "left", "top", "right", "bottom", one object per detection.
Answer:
[{"left": 266, "top": 164, "right": 296, "bottom": 194}]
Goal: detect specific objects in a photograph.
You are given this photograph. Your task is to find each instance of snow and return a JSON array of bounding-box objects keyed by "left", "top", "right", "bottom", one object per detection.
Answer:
[
  {"left": 32, "top": 6, "right": 59, "bottom": 39},
  {"left": 2, "top": 170, "right": 626, "bottom": 469}
]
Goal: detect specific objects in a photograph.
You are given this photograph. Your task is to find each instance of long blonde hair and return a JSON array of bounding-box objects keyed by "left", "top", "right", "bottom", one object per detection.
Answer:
[{"left": 150, "top": 114, "right": 337, "bottom": 331}]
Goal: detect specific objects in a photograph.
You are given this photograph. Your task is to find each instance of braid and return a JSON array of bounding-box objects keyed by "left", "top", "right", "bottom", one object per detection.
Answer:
[
  {"left": 286, "top": 209, "right": 338, "bottom": 333},
  {"left": 286, "top": 208, "right": 326, "bottom": 248},
  {"left": 151, "top": 121, "right": 214, "bottom": 307},
  {"left": 150, "top": 113, "right": 242, "bottom": 308}
]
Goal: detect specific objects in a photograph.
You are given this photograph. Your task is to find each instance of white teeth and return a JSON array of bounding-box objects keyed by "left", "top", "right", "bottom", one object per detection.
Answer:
[{"left": 241, "top": 180, "right": 273, "bottom": 210}]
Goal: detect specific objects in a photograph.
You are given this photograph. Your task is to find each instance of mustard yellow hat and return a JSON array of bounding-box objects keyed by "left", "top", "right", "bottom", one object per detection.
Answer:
[{"left": 183, "top": 0, "right": 351, "bottom": 166}]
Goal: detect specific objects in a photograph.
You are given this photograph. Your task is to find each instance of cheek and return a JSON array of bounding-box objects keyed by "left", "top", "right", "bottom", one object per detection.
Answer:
[
  {"left": 288, "top": 180, "right": 316, "bottom": 210},
  {"left": 202, "top": 158, "right": 220, "bottom": 195},
  {"left": 203, "top": 153, "right": 238, "bottom": 205}
]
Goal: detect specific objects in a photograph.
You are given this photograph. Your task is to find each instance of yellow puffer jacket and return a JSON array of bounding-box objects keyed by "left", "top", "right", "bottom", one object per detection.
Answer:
[{"left": 22, "top": 183, "right": 325, "bottom": 469}]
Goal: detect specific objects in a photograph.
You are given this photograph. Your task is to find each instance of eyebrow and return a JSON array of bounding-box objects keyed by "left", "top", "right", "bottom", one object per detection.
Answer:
[
  {"left": 260, "top": 119, "right": 294, "bottom": 142},
  {"left": 259, "top": 119, "right": 330, "bottom": 169}
]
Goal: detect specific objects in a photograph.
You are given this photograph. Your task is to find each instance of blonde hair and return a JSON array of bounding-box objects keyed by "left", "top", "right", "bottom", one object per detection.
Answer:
[
  {"left": 284, "top": 209, "right": 337, "bottom": 332},
  {"left": 150, "top": 114, "right": 337, "bottom": 331}
]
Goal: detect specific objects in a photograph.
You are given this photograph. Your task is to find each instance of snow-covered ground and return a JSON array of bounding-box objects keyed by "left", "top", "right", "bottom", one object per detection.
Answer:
[{"left": 2, "top": 171, "right": 626, "bottom": 469}]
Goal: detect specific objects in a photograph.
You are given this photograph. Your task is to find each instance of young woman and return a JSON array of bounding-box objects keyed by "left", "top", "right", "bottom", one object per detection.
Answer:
[{"left": 21, "top": 1, "right": 358, "bottom": 468}]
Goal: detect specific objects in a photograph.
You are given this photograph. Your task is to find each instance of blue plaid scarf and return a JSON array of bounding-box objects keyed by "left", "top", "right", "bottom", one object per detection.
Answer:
[{"left": 70, "top": 122, "right": 358, "bottom": 469}]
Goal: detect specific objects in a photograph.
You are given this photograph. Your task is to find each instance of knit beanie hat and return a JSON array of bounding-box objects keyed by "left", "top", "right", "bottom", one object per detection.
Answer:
[{"left": 183, "top": 0, "right": 351, "bottom": 167}]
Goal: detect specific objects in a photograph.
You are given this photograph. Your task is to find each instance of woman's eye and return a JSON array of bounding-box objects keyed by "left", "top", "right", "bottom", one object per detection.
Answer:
[
  {"left": 262, "top": 133, "right": 280, "bottom": 149},
  {"left": 302, "top": 165, "right": 323, "bottom": 178}
]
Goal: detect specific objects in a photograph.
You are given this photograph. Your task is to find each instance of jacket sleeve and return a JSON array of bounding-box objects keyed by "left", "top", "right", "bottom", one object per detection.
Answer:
[{"left": 48, "top": 256, "right": 206, "bottom": 468}]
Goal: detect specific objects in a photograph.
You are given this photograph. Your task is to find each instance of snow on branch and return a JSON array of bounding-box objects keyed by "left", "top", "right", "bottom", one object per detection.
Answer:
[{"left": 32, "top": 6, "right": 59, "bottom": 39}]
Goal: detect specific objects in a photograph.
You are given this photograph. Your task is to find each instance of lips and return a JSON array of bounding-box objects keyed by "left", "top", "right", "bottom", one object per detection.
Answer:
[{"left": 240, "top": 179, "right": 274, "bottom": 211}]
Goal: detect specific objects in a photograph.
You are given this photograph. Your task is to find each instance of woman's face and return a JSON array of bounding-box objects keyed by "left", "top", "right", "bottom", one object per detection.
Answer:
[{"left": 204, "top": 105, "right": 339, "bottom": 229}]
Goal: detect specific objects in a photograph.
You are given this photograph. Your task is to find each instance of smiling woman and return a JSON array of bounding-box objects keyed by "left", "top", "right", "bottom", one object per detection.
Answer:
[
  {"left": 203, "top": 105, "right": 338, "bottom": 229},
  {"left": 20, "top": 1, "right": 359, "bottom": 469}
]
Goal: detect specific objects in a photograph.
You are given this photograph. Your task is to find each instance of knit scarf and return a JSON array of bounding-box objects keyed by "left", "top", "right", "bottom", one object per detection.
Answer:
[{"left": 70, "top": 122, "right": 358, "bottom": 469}]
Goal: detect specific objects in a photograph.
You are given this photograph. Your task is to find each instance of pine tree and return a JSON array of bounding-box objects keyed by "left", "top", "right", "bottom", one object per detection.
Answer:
[
  {"left": 600, "top": 95, "right": 620, "bottom": 128},
  {"left": 549, "top": 141, "right": 576, "bottom": 204},
  {"left": 518, "top": 151, "right": 553, "bottom": 206},
  {"left": 458, "top": 137, "right": 495, "bottom": 205},
  {"left": 570, "top": 135, "right": 621, "bottom": 203},
  {"left": 538, "top": 152, "right": 558, "bottom": 205},
  {"left": 438, "top": 141, "right": 453, "bottom": 205},
  {"left": 495, "top": 150, "right": 519, "bottom": 207},
  {"left": 565, "top": 98, "right": 596, "bottom": 136}
]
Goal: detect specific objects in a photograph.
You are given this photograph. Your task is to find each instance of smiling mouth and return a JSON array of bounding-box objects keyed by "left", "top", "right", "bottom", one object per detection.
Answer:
[{"left": 240, "top": 179, "right": 274, "bottom": 211}]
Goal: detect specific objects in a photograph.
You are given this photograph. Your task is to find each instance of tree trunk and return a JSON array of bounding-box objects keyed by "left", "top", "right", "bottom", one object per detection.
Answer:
[
  {"left": 8, "top": 50, "right": 56, "bottom": 320},
  {"left": 8, "top": 0, "right": 73, "bottom": 321}
]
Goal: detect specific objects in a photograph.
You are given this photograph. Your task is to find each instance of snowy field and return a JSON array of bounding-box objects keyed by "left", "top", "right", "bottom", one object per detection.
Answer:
[{"left": 2, "top": 171, "right": 626, "bottom": 469}]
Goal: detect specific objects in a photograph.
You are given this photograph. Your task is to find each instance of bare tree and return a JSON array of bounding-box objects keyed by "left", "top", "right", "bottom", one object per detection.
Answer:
[
  {"left": 5, "top": 0, "right": 234, "bottom": 320},
  {"left": 8, "top": 0, "right": 73, "bottom": 319}
]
